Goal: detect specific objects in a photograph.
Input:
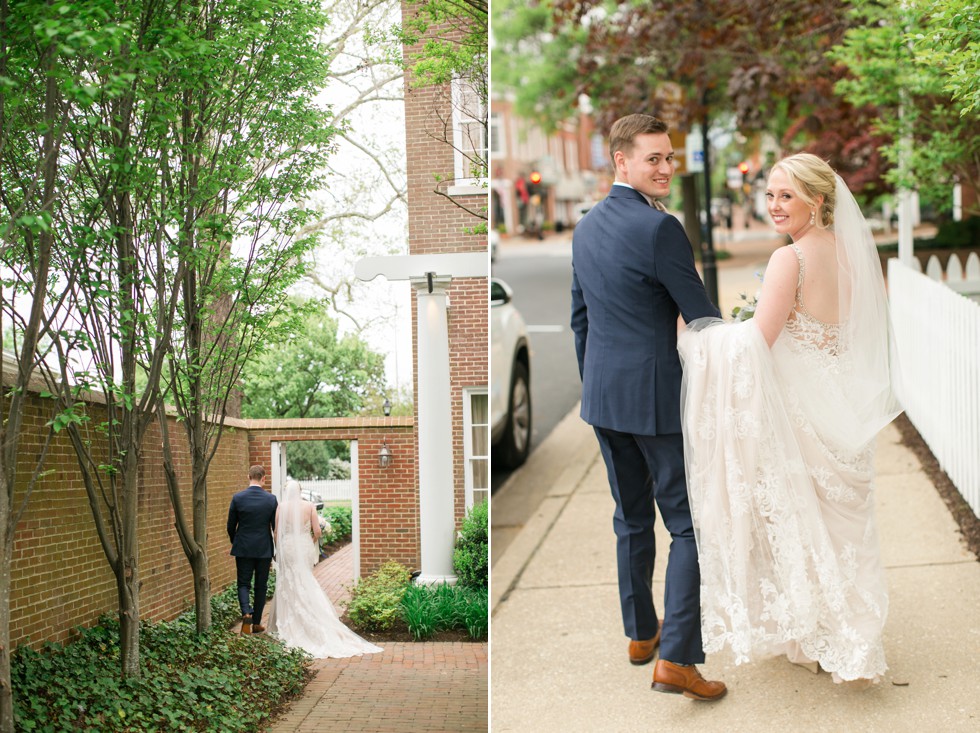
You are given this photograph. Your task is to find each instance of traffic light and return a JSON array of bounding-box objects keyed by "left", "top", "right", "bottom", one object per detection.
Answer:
[
  {"left": 738, "top": 161, "right": 749, "bottom": 182},
  {"left": 528, "top": 170, "right": 542, "bottom": 195}
]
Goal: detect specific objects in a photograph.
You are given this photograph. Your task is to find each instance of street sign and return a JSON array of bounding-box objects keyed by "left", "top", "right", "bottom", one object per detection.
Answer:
[{"left": 686, "top": 126, "right": 704, "bottom": 173}]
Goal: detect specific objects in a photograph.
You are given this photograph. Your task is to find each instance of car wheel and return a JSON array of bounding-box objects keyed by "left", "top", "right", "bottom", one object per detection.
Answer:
[{"left": 499, "top": 360, "right": 531, "bottom": 469}]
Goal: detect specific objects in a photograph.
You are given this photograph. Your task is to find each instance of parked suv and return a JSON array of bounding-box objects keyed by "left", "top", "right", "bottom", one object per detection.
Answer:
[{"left": 490, "top": 278, "right": 532, "bottom": 469}]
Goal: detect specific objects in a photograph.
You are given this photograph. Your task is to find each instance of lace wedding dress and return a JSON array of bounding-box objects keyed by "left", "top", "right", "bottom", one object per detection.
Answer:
[
  {"left": 268, "top": 481, "right": 382, "bottom": 659},
  {"left": 678, "top": 240, "right": 896, "bottom": 684}
]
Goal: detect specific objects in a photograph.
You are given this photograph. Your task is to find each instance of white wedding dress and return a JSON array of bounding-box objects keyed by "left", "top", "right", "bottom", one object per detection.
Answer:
[
  {"left": 678, "top": 222, "right": 900, "bottom": 683},
  {"left": 268, "top": 482, "right": 382, "bottom": 659}
]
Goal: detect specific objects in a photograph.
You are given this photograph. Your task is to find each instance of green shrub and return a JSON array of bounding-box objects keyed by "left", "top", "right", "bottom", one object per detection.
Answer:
[
  {"left": 318, "top": 505, "right": 353, "bottom": 549},
  {"left": 459, "top": 589, "right": 489, "bottom": 640},
  {"left": 882, "top": 217, "right": 980, "bottom": 253},
  {"left": 933, "top": 216, "right": 980, "bottom": 249},
  {"left": 11, "top": 584, "right": 310, "bottom": 732},
  {"left": 320, "top": 506, "right": 354, "bottom": 547},
  {"left": 346, "top": 561, "right": 411, "bottom": 632},
  {"left": 453, "top": 500, "right": 488, "bottom": 589},
  {"left": 401, "top": 585, "right": 437, "bottom": 640},
  {"left": 399, "top": 583, "right": 488, "bottom": 641}
]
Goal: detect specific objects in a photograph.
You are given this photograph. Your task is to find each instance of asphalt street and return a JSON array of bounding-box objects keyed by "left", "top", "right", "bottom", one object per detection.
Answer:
[{"left": 490, "top": 238, "right": 581, "bottom": 494}]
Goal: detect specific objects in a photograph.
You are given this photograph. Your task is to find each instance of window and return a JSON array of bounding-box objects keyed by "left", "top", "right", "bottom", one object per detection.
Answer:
[
  {"left": 490, "top": 111, "right": 505, "bottom": 157},
  {"left": 463, "top": 388, "right": 489, "bottom": 508},
  {"left": 450, "top": 73, "right": 487, "bottom": 195}
]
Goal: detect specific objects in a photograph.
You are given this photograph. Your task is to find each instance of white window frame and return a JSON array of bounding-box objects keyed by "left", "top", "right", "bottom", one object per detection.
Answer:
[
  {"left": 490, "top": 110, "right": 505, "bottom": 158},
  {"left": 462, "top": 387, "right": 489, "bottom": 509},
  {"left": 449, "top": 74, "right": 487, "bottom": 197}
]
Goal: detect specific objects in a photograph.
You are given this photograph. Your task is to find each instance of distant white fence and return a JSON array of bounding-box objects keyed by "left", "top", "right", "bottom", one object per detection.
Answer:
[
  {"left": 888, "top": 256, "right": 980, "bottom": 517},
  {"left": 294, "top": 478, "right": 353, "bottom": 502}
]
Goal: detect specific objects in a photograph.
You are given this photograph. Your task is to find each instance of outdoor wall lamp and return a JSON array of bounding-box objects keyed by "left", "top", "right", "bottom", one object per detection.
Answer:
[
  {"left": 383, "top": 397, "right": 392, "bottom": 417},
  {"left": 378, "top": 439, "right": 392, "bottom": 469}
]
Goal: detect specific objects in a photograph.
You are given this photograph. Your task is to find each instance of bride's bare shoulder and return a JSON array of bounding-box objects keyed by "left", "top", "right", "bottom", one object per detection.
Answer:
[{"left": 765, "top": 244, "right": 801, "bottom": 280}]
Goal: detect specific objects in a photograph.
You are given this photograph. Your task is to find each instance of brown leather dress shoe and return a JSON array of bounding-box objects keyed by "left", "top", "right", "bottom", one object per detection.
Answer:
[
  {"left": 628, "top": 630, "right": 661, "bottom": 665},
  {"left": 652, "top": 659, "right": 727, "bottom": 701},
  {"left": 240, "top": 614, "right": 252, "bottom": 635},
  {"left": 251, "top": 624, "right": 267, "bottom": 634}
]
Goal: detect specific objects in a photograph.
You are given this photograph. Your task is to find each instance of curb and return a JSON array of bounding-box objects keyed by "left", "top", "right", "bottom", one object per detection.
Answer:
[{"left": 490, "top": 403, "right": 600, "bottom": 613}]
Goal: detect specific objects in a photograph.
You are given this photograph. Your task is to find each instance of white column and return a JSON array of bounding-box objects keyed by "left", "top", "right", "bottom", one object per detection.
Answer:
[{"left": 411, "top": 273, "right": 457, "bottom": 585}]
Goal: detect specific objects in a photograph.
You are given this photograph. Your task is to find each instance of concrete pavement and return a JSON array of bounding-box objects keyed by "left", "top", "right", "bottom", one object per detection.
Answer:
[{"left": 490, "top": 409, "right": 980, "bottom": 732}]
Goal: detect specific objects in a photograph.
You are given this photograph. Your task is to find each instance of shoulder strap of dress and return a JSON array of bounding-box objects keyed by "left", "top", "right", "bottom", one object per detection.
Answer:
[{"left": 788, "top": 243, "right": 809, "bottom": 315}]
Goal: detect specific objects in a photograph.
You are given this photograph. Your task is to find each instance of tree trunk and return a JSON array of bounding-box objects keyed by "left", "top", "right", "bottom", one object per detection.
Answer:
[
  {"left": 117, "top": 454, "right": 142, "bottom": 678},
  {"left": 0, "top": 519, "right": 14, "bottom": 733},
  {"left": 159, "top": 406, "right": 213, "bottom": 633},
  {"left": 191, "top": 546, "right": 211, "bottom": 633}
]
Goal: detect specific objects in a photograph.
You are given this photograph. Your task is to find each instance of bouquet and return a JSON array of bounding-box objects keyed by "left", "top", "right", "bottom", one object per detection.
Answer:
[
  {"left": 731, "top": 272, "right": 763, "bottom": 322},
  {"left": 731, "top": 291, "right": 758, "bottom": 321}
]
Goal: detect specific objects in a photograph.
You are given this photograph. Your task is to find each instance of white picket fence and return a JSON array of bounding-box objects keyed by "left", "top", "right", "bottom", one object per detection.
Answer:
[
  {"left": 888, "top": 255, "right": 980, "bottom": 518},
  {"left": 293, "top": 478, "right": 353, "bottom": 502}
]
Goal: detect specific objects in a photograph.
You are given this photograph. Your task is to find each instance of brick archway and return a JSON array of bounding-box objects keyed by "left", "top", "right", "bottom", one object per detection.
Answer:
[{"left": 245, "top": 417, "right": 416, "bottom": 575}]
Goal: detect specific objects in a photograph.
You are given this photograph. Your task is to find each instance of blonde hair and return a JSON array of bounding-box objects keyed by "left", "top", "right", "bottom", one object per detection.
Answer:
[{"left": 770, "top": 153, "right": 837, "bottom": 228}]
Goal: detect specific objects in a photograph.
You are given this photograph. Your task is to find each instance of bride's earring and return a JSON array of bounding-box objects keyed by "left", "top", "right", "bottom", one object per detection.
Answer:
[{"left": 810, "top": 210, "right": 816, "bottom": 226}]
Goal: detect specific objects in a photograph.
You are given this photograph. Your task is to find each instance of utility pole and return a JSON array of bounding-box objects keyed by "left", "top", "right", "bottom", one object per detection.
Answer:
[{"left": 700, "top": 96, "right": 718, "bottom": 307}]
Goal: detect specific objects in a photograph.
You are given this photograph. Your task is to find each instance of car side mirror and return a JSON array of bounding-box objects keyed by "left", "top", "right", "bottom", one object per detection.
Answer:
[{"left": 490, "top": 280, "right": 512, "bottom": 307}]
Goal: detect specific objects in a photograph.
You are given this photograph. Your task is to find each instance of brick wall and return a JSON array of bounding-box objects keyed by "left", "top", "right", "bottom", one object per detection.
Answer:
[
  {"left": 7, "top": 388, "right": 417, "bottom": 650},
  {"left": 402, "top": 1, "right": 488, "bottom": 523},
  {"left": 9, "top": 391, "right": 247, "bottom": 649},
  {"left": 246, "top": 418, "right": 417, "bottom": 573}
]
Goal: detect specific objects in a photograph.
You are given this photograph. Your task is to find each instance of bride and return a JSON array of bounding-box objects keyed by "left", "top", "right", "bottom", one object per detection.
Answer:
[
  {"left": 268, "top": 479, "right": 382, "bottom": 658},
  {"left": 678, "top": 153, "right": 901, "bottom": 685}
]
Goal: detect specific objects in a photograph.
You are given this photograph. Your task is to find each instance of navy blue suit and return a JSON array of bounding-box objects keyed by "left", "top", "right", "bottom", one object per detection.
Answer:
[
  {"left": 227, "top": 484, "right": 278, "bottom": 623},
  {"left": 571, "top": 184, "right": 719, "bottom": 664}
]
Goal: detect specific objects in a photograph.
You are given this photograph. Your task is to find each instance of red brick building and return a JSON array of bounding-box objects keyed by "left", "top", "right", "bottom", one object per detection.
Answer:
[{"left": 401, "top": 0, "right": 489, "bottom": 518}]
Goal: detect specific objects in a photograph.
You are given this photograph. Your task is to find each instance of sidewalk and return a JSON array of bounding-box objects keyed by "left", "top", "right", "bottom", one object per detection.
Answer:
[
  {"left": 490, "top": 408, "right": 980, "bottom": 731},
  {"left": 265, "top": 544, "right": 489, "bottom": 733}
]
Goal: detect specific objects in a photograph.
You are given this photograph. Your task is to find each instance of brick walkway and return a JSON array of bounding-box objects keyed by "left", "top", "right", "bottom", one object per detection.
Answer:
[{"left": 264, "top": 545, "right": 489, "bottom": 732}]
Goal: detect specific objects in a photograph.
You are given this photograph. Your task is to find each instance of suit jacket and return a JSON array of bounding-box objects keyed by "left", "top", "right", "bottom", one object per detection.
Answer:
[
  {"left": 227, "top": 485, "right": 278, "bottom": 558},
  {"left": 571, "top": 185, "right": 719, "bottom": 436}
]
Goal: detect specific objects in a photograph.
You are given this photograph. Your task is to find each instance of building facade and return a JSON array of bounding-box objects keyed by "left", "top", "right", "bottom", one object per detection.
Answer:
[
  {"left": 490, "top": 94, "right": 603, "bottom": 236},
  {"left": 401, "top": 1, "right": 489, "bottom": 520}
]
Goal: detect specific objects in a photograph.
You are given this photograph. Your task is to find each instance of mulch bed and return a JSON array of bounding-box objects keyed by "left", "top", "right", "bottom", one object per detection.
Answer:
[
  {"left": 352, "top": 625, "right": 476, "bottom": 643},
  {"left": 894, "top": 413, "right": 980, "bottom": 562}
]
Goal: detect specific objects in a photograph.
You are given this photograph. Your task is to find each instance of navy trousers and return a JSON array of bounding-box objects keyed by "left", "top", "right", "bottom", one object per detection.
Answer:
[
  {"left": 235, "top": 556, "right": 272, "bottom": 624},
  {"left": 594, "top": 427, "right": 704, "bottom": 665}
]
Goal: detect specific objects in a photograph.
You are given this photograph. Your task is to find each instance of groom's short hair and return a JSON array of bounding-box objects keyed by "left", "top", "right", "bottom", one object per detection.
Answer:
[
  {"left": 609, "top": 114, "right": 669, "bottom": 159},
  {"left": 248, "top": 465, "right": 266, "bottom": 481}
]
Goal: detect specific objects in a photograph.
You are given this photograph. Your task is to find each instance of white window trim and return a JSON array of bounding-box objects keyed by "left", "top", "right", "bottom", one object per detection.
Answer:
[
  {"left": 490, "top": 110, "right": 505, "bottom": 157},
  {"left": 462, "top": 386, "right": 489, "bottom": 510},
  {"left": 451, "top": 75, "right": 487, "bottom": 191},
  {"left": 447, "top": 182, "right": 487, "bottom": 197}
]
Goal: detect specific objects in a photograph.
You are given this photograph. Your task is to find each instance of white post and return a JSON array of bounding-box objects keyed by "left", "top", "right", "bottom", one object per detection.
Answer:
[
  {"left": 898, "top": 189, "right": 915, "bottom": 266},
  {"left": 411, "top": 273, "right": 458, "bottom": 584},
  {"left": 354, "top": 252, "right": 485, "bottom": 586},
  {"left": 953, "top": 183, "right": 963, "bottom": 222}
]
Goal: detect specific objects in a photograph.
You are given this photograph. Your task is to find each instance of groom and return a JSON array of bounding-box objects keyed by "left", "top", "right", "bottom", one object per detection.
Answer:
[
  {"left": 227, "top": 464, "right": 278, "bottom": 635},
  {"left": 571, "top": 113, "right": 726, "bottom": 701}
]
